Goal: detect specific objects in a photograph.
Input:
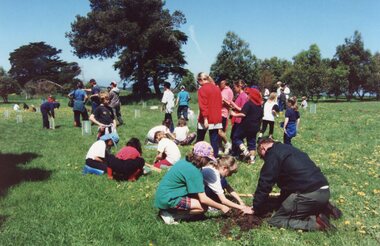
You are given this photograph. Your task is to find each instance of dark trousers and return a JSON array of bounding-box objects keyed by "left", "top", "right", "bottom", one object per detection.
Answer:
[
  {"left": 85, "top": 158, "right": 107, "bottom": 172},
  {"left": 284, "top": 133, "right": 293, "bottom": 145},
  {"left": 41, "top": 110, "right": 49, "bottom": 128},
  {"left": 230, "top": 123, "right": 240, "bottom": 155},
  {"left": 196, "top": 128, "right": 219, "bottom": 158},
  {"left": 232, "top": 124, "right": 259, "bottom": 152},
  {"left": 177, "top": 105, "right": 188, "bottom": 120},
  {"left": 91, "top": 102, "right": 99, "bottom": 113},
  {"left": 261, "top": 120, "right": 275, "bottom": 136},
  {"left": 164, "top": 113, "right": 174, "bottom": 132},
  {"left": 268, "top": 188, "right": 330, "bottom": 231},
  {"left": 74, "top": 110, "right": 89, "bottom": 127},
  {"left": 107, "top": 155, "right": 145, "bottom": 180},
  {"left": 112, "top": 105, "right": 123, "bottom": 125}
]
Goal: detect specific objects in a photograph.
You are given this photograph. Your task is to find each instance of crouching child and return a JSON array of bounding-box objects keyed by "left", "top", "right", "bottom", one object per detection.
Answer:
[{"left": 154, "top": 141, "right": 231, "bottom": 224}]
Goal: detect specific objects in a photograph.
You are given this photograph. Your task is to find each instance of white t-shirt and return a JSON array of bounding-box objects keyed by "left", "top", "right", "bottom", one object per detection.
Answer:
[
  {"left": 161, "top": 90, "right": 175, "bottom": 113},
  {"left": 85, "top": 140, "right": 106, "bottom": 160},
  {"left": 263, "top": 101, "right": 278, "bottom": 122},
  {"left": 284, "top": 86, "right": 290, "bottom": 99},
  {"left": 174, "top": 126, "right": 189, "bottom": 142},
  {"left": 202, "top": 166, "right": 224, "bottom": 195},
  {"left": 157, "top": 138, "right": 181, "bottom": 164},
  {"left": 301, "top": 100, "right": 308, "bottom": 109},
  {"left": 147, "top": 125, "right": 170, "bottom": 142}
]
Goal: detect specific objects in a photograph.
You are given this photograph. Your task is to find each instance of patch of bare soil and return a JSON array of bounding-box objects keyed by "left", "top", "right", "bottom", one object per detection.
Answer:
[{"left": 216, "top": 209, "right": 263, "bottom": 238}]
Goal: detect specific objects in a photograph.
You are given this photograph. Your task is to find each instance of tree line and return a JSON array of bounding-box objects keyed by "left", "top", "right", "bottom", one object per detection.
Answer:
[
  {"left": 1, "top": 0, "right": 379, "bottom": 102},
  {"left": 210, "top": 31, "right": 380, "bottom": 101}
]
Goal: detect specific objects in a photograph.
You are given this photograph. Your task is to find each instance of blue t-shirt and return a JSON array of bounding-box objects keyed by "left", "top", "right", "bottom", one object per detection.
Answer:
[
  {"left": 177, "top": 91, "right": 190, "bottom": 106},
  {"left": 285, "top": 108, "right": 300, "bottom": 122},
  {"left": 70, "top": 89, "right": 87, "bottom": 101}
]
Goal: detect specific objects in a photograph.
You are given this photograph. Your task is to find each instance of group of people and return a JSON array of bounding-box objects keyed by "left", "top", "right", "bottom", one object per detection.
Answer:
[
  {"left": 35, "top": 74, "right": 341, "bottom": 232},
  {"left": 151, "top": 72, "right": 341, "bottom": 231},
  {"left": 68, "top": 79, "right": 123, "bottom": 130}
]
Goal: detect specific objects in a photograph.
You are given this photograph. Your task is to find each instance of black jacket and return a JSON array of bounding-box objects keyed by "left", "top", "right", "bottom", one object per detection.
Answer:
[{"left": 253, "top": 143, "right": 328, "bottom": 214}]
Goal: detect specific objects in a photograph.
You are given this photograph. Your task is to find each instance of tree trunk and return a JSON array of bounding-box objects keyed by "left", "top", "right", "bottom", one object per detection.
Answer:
[{"left": 153, "top": 74, "right": 161, "bottom": 96}]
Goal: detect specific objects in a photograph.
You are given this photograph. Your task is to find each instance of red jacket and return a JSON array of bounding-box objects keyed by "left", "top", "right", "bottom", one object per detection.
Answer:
[{"left": 197, "top": 83, "right": 222, "bottom": 124}]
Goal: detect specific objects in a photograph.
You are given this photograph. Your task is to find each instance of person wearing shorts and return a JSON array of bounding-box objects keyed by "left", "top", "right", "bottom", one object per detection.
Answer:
[{"left": 154, "top": 141, "right": 231, "bottom": 224}]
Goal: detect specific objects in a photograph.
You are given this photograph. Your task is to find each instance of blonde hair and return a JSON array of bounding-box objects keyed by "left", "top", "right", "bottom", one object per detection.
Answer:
[
  {"left": 211, "top": 155, "right": 237, "bottom": 170},
  {"left": 197, "top": 72, "right": 214, "bottom": 83},
  {"left": 268, "top": 92, "right": 277, "bottom": 101},
  {"left": 99, "top": 91, "right": 109, "bottom": 104}
]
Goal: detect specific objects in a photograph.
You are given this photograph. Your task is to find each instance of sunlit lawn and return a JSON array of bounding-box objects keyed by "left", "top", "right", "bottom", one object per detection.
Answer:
[{"left": 0, "top": 95, "right": 379, "bottom": 245}]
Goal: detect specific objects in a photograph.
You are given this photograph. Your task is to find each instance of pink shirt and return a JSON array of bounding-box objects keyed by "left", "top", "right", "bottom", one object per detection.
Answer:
[
  {"left": 116, "top": 146, "right": 141, "bottom": 160},
  {"left": 221, "top": 86, "right": 234, "bottom": 118},
  {"left": 232, "top": 92, "right": 248, "bottom": 124}
]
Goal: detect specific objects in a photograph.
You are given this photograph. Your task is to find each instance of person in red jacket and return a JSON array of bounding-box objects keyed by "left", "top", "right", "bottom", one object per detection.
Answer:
[{"left": 195, "top": 72, "right": 222, "bottom": 158}]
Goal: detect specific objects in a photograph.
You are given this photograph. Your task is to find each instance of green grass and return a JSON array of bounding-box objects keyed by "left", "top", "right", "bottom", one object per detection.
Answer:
[{"left": 0, "top": 95, "right": 379, "bottom": 245}]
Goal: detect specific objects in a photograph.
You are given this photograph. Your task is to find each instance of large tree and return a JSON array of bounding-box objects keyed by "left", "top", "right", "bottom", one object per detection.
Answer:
[
  {"left": 210, "top": 31, "right": 258, "bottom": 85},
  {"left": 0, "top": 67, "right": 20, "bottom": 103},
  {"left": 368, "top": 52, "right": 380, "bottom": 100},
  {"left": 283, "top": 44, "right": 327, "bottom": 100},
  {"left": 9, "top": 42, "right": 80, "bottom": 90},
  {"left": 67, "top": 0, "right": 187, "bottom": 95},
  {"left": 258, "top": 57, "right": 291, "bottom": 91},
  {"left": 334, "top": 31, "right": 372, "bottom": 100}
]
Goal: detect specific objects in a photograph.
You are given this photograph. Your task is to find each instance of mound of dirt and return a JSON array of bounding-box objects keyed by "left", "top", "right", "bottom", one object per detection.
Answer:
[{"left": 217, "top": 209, "right": 263, "bottom": 238}]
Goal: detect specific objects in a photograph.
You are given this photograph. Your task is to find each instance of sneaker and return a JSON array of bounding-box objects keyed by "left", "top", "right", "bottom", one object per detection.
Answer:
[
  {"left": 208, "top": 207, "right": 220, "bottom": 213},
  {"left": 316, "top": 213, "right": 336, "bottom": 231},
  {"left": 248, "top": 156, "right": 256, "bottom": 164},
  {"left": 159, "top": 210, "right": 178, "bottom": 225},
  {"left": 224, "top": 142, "right": 232, "bottom": 155},
  {"left": 323, "top": 202, "right": 343, "bottom": 220}
]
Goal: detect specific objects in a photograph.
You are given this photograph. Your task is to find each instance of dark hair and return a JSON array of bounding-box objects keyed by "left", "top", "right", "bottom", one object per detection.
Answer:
[
  {"left": 164, "top": 82, "right": 171, "bottom": 89},
  {"left": 154, "top": 131, "right": 164, "bottom": 142},
  {"left": 186, "top": 152, "right": 211, "bottom": 169},
  {"left": 162, "top": 119, "right": 172, "bottom": 128},
  {"left": 77, "top": 82, "right": 84, "bottom": 89},
  {"left": 89, "top": 79, "right": 96, "bottom": 84},
  {"left": 257, "top": 137, "right": 275, "bottom": 149},
  {"left": 126, "top": 137, "right": 142, "bottom": 154}
]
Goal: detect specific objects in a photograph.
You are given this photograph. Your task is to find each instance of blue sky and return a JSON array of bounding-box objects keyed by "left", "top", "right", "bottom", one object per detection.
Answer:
[{"left": 1, "top": 0, "right": 379, "bottom": 86}]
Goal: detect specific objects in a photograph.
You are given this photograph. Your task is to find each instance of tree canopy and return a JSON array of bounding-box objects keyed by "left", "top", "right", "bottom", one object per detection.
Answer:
[
  {"left": 66, "top": 0, "right": 188, "bottom": 95},
  {"left": 210, "top": 31, "right": 258, "bottom": 85},
  {"left": 8, "top": 42, "right": 81, "bottom": 93}
]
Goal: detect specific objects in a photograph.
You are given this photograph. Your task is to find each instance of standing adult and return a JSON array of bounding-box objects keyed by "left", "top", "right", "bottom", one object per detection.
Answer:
[
  {"left": 109, "top": 81, "right": 123, "bottom": 126},
  {"left": 176, "top": 85, "right": 190, "bottom": 121},
  {"left": 68, "top": 82, "right": 88, "bottom": 127},
  {"left": 161, "top": 82, "right": 175, "bottom": 132},
  {"left": 85, "top": 79, "right": 101, "bottom": 113},
  {"left": 219, "top": 80, "right": 234, "bottom": 154},
  {"left": 196, "top": 72, "right": 222, "bottom": 158},
  {"left": 251, "top": 137, "right": 342, "bottom": 231}
]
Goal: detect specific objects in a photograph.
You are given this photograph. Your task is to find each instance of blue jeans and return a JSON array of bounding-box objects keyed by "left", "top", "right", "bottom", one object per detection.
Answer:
[{"left": 196, "top": 128, "right": 220, "bottom": 158}]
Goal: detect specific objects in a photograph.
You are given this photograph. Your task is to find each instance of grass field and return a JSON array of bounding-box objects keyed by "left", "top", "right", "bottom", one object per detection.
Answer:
[{"left": 0, "top": 95, "right": 379, "bottom": 245}]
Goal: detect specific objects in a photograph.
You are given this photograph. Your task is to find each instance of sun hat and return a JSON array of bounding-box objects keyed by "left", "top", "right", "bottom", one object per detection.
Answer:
[
  {"left": 100, "top": 132, "right": 120, "bottom": 147},
  {"left": 193, "top": 141, "right": 216, "bottom": 162}
]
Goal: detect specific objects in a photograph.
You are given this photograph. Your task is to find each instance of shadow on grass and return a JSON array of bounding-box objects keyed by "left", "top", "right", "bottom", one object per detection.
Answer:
[{"left": 0, "top": 152, "right": 52, "bottom": 229}]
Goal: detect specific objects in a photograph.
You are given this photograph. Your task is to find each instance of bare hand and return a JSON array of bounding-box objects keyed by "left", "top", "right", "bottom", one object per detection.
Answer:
[
  {"left": 240, "top": 206, "right": 254, "bottom": 215},
  {"left": 221, "top": 205, "right": 230, "bottom": 214},
  {"left": 204, "top": 119, "right": 209, "bottom": 129}
]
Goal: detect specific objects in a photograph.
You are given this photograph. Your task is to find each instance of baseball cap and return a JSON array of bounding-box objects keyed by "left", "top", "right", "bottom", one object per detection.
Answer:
[
  {"left": 193, "top": 141, "right": 216, "bottom": 162},
  {"left": 100, "top": 132, "right": 120, "bottom": 147},
  {"left": 110, "top": 81, "right": 117, "bottom": 86}
]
